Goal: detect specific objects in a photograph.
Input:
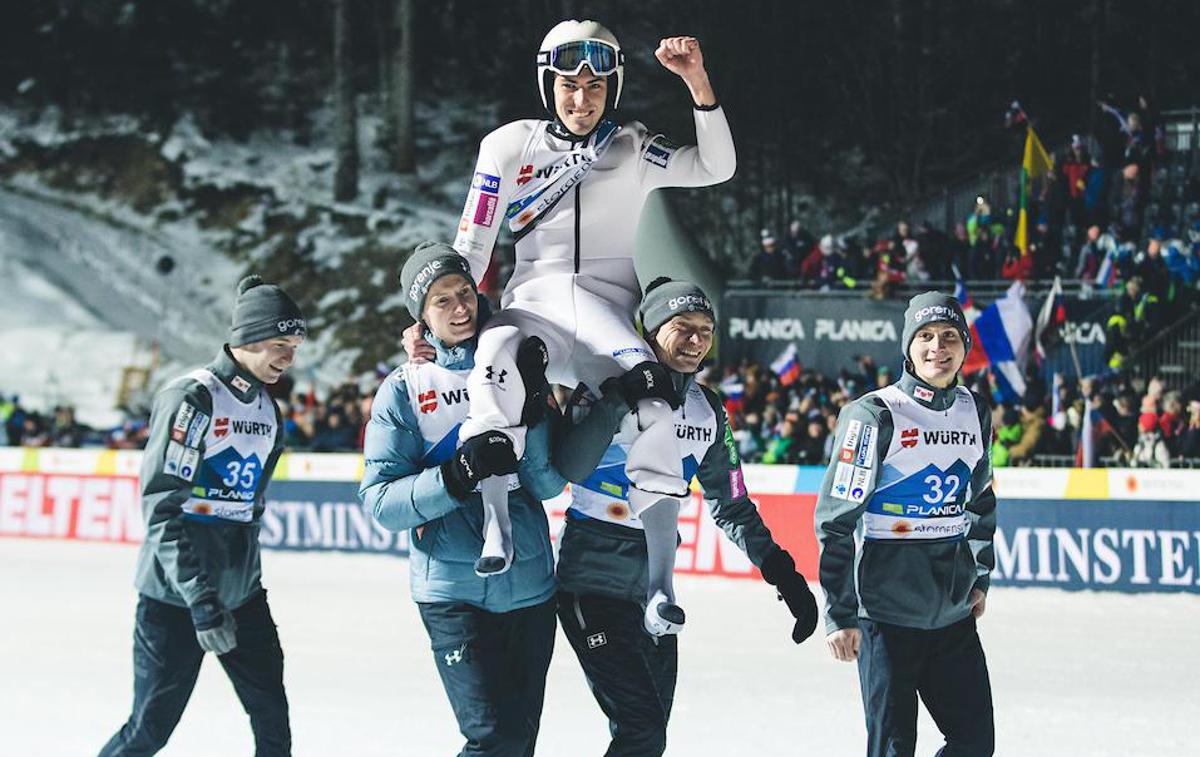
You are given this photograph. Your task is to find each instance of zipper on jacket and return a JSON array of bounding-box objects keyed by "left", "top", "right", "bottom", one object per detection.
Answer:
[{"left": 573, "top": 183, "right": 581, "bottom": 273}]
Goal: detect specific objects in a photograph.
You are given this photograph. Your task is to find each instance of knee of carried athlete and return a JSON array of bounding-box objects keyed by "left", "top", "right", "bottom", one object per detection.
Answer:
[
  {"left": 634, "top": 396, "right": 675, "bottom": 428},
  {"left": 468, "top": 334, "right": 526, "bottom": 407}
]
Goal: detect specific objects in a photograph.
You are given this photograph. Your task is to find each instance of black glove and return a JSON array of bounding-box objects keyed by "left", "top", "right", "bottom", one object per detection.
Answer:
[
  {"left": 516, "top": 336, "right": 550, "bottom": 427},
  {"left": 760, "top": 549, "right": 819, "bottom": 644},
  {"left": 441, "top": 431, "right": 519, "bottom": 499},
  {"left": 614, "top": 361, "right": 681, "bottom": 411},
  {"left": 190, "top": 596, "right": 238, "bottom": 655}
]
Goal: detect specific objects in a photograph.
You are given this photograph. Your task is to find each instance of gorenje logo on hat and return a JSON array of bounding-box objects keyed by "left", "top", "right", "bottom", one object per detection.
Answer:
[
  {"left": 409, "top": 260, "right": 444, "bottom": 302},
  {"left": 913, "top": 305, "right": 961, "bottom": 324},
  {"left": 277, "top": 318, "right": 306, "bottom": 333},
  {"left": 668, "top": 295, "right": 711, "bottom": 311}
]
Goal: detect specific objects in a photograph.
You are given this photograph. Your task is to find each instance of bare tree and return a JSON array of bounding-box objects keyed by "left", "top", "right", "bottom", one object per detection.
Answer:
[
  {"left": 390, "top": 0, "right": 416, "bottom": 174},
  {"left": 333, "top": 0, "right": 359, "bottom": 202}
]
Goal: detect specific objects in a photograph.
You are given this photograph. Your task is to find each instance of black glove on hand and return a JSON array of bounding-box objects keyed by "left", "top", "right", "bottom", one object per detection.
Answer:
[
  {"left": 516, "top": 336, "right": 550, "bottom": 428},
  {"left": 615, "top": 361, "right": 681, "bottom": 411},
  {"left": 760, "top": 549, "right": 819, "bottom": 644},
  {"left": 190, "top": 596, "right": 238, "bottom": 655},
  {"left": 441, "top": 431, "right": 519, "bottom": 499}
]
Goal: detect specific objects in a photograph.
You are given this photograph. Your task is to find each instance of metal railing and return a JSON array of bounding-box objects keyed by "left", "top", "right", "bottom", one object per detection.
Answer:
[
  {"left": 724, "top": 277, "right": 1109, "bottom": 301},
  {"left": 1127, "top": 306, "right": 1200, "bottom": 391}
]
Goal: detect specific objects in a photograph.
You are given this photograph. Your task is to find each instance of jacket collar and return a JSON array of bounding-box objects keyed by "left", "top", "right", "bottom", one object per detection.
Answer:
[
  {"left": 214, "top": 346, "right": 265, "bottom": 402},
  {"left": 898, "top": 364, "right": 958, "bottom": 411},
  {"left": 427, "top": 331, "right": 478, "bottom": 371}
]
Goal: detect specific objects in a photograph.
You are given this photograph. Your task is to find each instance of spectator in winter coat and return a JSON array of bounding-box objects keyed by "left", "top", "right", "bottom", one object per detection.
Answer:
[
  {"left": 1164, "top": 236, "right": 1200, "bottom": 287},
  {"left": 1075, "top": 225, "right": 1104, "bottom": 283},
  {"left": 762, "top": 416, "right": 800, "bottom": 464},
  {"left": 1159, "top": 393, "right": 1186, "bottom": 455},
  {"left": 750, "top": 229, "right": 791, "bottom": 281},
  {"left": 1181, "top": 401, "right": 1200, "bottom": 460},
  {"left": 1006, "top": 404, "right": 1046, "bottom": 465},
  {"left": 1061, "top": 135, "right": 1093, "bottom": 227},
  {"left": 1134, "top": 238, "right": 1172, "bottom": 301},
  {"left": 1111, "top": 162, "right": 1146, "bottom": 239},
  {"left": 990, "top": 405, "right": 1022, "bottom": 468},
  {"left": 786, "top": 220, "right": 816, "bottom": 261},
  {"left": 1131, "top": 413, "right": 1171, "bottom": 468},
  {"left": 795, "top": 418, "right": 828, "bottom": 465}
]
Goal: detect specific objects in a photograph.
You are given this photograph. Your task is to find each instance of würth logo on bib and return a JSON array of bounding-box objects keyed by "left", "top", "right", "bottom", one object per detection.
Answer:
[
  {"left": 899, "top": 428, "right": 918, "bottom": 449},
  {"left": 214, "top": 417, "right": 230, "bottom": 439}
]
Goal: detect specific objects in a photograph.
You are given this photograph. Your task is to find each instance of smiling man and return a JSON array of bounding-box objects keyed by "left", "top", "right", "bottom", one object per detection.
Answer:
[
  {"left": 100, "top": 275, "right": 305, "bottom": 756},
  {"left": 551, "top": 278, "right": 817, "bottom": 756},
  {"left": 815, "top": 291, "right": 997, "bottom": 757},
  {"left": 360, "top": 241, "right": 565, "bottom": 757}
]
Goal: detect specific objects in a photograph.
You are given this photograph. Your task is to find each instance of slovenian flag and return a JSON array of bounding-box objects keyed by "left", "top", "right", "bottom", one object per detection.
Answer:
[
  {"left": 1094, "top": 246, "right": 1119, "bottom": 289},
  {"left": 954, "top": 278, "right": 974, "bottom": 310},
  {"left": 961, "top": 281, "right": 1033, "bottom": 402},
  {"left": 770, "top": 343, "right": 801, "bottom": 387},
  {"left": 720, "top": 374, "right": 745, "bottom": 415}
]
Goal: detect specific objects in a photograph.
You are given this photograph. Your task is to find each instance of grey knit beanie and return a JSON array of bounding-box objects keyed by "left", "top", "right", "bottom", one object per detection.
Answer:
[
  {"left": 638, "top": 277, "right": 715, "bottom": 336},
  {"left": 398, "top": 241, "right": 476, "bottom": 321},
  {"left": 229, "top": 275, "right": 306, "bottom": 347}
]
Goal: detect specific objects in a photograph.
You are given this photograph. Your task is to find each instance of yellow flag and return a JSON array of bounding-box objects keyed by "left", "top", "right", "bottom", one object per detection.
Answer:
[
  {"left": 1017, "top": 126, "right": 1054, "bottom": 255},
  {"left": 1023, "top": 126, "right": 1053, "bottom": 178}
]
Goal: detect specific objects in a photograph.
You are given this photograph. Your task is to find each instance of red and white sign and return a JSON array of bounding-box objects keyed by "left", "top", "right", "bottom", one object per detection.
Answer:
[{"left": 0, "top": 472, "right": 145, "bottom": 543}]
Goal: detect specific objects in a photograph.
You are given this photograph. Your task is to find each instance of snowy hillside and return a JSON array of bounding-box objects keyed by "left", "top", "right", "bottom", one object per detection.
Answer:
[{"left": 0, "top": 103, "right": 481, "bottom": 425}]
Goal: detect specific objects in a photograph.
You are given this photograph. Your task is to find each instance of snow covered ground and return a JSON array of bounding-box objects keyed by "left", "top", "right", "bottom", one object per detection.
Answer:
[{"left": 2, "top": 538, "right": 1197, "bottom": 756}]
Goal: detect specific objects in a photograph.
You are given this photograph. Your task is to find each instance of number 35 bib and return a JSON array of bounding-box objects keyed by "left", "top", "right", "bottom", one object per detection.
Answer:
[
  {"left": 184, "top": 369, "right": 277, "bottom": 523},
  {"left": 863, "top": 384, "right": 984, "bottom": 542}
]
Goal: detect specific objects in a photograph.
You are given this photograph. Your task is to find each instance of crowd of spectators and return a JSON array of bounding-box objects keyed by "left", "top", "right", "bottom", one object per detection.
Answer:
[
  {"left": 704, "top": 355, "right": 893, "bottom": 466},
  {"left": 747, "top": 95, "right": 1200, "bottom": 305},
  {"left": 8, "top": 356, "right": 1200, "bottom": 471},
  {"left": 275, "top": 380, "right": 373, "bottom": 453},
  {"left": 705, "top": 350, "right": 1200, "bottom": 470},
  {"left": 0, "top": 379, "right": 380, "bottom": 454},
  {"left": 0, "top": 396, "right": 125, "bottom": 448}
]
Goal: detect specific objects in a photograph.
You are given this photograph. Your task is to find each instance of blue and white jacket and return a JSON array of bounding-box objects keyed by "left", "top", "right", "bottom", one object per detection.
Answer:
[{"left": 359, "top": 322, "right": 564, "bottom": 613}]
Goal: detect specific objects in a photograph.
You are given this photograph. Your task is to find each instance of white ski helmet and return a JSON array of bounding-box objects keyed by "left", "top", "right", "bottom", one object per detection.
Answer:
[{"left": 536, "top": 19, "right": 624, "bottom": 114}]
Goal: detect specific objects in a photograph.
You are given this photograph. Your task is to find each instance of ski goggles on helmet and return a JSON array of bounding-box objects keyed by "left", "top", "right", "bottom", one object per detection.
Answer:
[{"left": 537, "top": 39, "right": 622, "bottom": 76}]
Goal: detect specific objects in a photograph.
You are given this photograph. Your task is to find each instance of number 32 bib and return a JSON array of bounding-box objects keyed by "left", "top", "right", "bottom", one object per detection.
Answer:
[{"left": 863, "top": 384, "right": 984, "bottom": 542}]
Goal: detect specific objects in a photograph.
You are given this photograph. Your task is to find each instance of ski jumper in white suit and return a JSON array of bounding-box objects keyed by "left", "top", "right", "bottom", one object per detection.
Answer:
[{"left": 453, "top": 107, "right": 735, "bottom": 597}]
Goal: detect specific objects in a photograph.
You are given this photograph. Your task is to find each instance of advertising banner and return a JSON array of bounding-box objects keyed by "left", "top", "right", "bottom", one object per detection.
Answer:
[
  {"left": 2, "top": 450, "right": 1194, "bottom": 593},
  {"left": 721, "top": 291, "right": 1113, "bottom": 381}
]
